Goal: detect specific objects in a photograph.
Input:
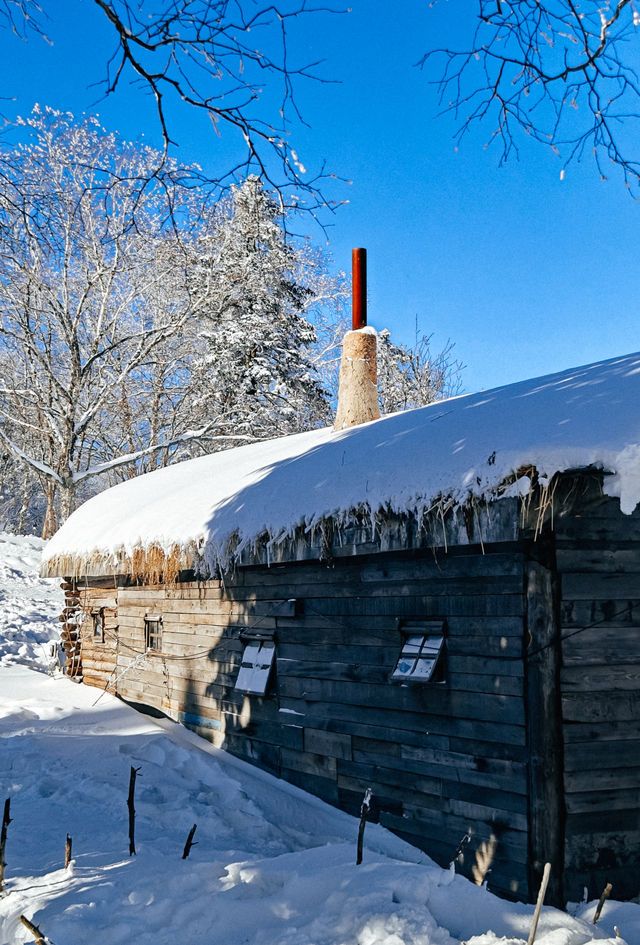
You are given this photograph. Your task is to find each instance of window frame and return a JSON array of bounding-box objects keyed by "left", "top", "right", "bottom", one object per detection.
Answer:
[
  {"left": 91, "top": 608, "right": 105, "bottom": 643},
  {"left": 144, "top": 614, "right": 163, "bottom": 653},
  {"left": 391, "top": 619, "right": 447, "bottom": 684},
  {"left": 235, "top": 629, "right": 276, "bottom": 696}
]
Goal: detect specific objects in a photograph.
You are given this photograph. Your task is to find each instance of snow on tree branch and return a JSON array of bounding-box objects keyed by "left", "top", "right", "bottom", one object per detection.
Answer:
[{"left": 0, "top": 111, "right": 346, "bottom": 536}]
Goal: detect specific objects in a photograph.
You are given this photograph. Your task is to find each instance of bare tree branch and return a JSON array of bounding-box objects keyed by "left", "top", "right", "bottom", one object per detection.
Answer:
[
  {"left": 420, "top": 0, "right": 640, "bottom": 191},
  {"left": 0, "top": 0, "right": 346, "bottom": 213}
]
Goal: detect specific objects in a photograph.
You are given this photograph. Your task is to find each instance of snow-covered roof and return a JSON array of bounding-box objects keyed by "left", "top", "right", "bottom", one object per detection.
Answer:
[{"left": 41, "top": 350, "right": 640, "bottom": 579}]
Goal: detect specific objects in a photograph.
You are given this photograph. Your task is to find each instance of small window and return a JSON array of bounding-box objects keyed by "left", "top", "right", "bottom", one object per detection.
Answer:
[
  {"left": 235, "top": 633, "right": 276, "bottom": 695},
  {"left": 145, "top": 615, "right": 163, "bottom": 652},
  {"left": 392, "top": 620, "right": 446, "bottom": 683},
  {"left": 91, "top": 609, "right": 105, "bottom": 643}
]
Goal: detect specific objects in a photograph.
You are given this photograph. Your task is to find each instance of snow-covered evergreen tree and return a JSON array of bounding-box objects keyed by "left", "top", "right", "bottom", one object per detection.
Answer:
[
  {"left": 0, "top": 114, "right": 344, "bottom": 533},
  {"left": 187, "top": 177, "right": 335, "bottom": 445}
]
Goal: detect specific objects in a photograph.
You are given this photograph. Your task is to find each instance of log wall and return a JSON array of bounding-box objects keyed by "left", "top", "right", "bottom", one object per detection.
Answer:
[{"left": 75, "top": 579, "right": 119, "bottom": 691}]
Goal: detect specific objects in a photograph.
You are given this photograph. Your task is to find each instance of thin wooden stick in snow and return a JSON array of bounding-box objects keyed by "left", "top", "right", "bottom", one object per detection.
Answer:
[
  {"left": 450, "top": 832, "right": 470, "bottom": 866},
  {"left": 356, "top": 787, "right": 372, "bottom": 866},
  {"left": 182, "top": 824, "right": 198, "bottom": 859},
  {"left": 127, "top": 766, "right": 141, "bottom": 856},
  {"left": 18, "top": 914, "right": 46, "bottom": 944},
  {"left": 593, "top": 882, "right": 613, "bottom": 924},
  {"left": 0, "top": 797, "right": 11, "bottom": 892},
  {"left": 527, "top": 862, "right": 551, "bottom": 945},
  {"left": 65, "top": 833, "right": 72, "bottom": 868}
]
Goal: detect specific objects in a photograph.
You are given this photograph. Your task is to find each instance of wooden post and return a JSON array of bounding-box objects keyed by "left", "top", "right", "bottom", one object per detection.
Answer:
[
  {"left": 18, "top": 915, "right": 46, "bottom": 944},
  {"left": 527, "top": 862, "right": 551, "bottom": 945},
  {"left": 182, "top": 824, "right": 198, "bottom": 859},
  {"left": 593, "top": 882, "right": 612, "bottom": 924},
  {"left": 127, "top": 766, "right": 141, "bottom": 856},
  {"left": 525, "top": 562, "right": 564, "bottom": 906},
  {"left": 65, "top": 834, "right": 72, "bottom": 868},
  {"left": 450, "top": 832, "right": 470, "bottom": 866},
  {"left": 0, "top": 798, "right": 11, "bottom": 892},
  {"left": 356, "top": 787, "right": 372, "bottom": 865}
]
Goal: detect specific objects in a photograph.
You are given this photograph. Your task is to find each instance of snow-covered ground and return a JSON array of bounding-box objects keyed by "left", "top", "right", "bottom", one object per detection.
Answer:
[
  {"left": 0, "top": 535, "right": 63, "bottom": 670},
  {"left": 0, "top": 533, "right": 637, "bottom": 945}
]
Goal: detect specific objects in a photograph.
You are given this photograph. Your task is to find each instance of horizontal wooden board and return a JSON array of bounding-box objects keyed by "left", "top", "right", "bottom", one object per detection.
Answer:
[
  {"left": 275, "top": 659, "right": 523, "bottom": 697},
  {"left": 222, "top": 734, "right": 281, "bottom": 774},
  {"left": 277, "top": 676, "right": 526, "bottom": 725},
  {"left": 303, "top": 728, "right": 352, "bottom": 760},
  {"left": 556, "top": 521, "right": 640, "bottom": 547},
  {"left": 563, "top": 718, "right": 640, "bottom": 743},
  {"left": 275, "top": 644, "right": 524, "bottom": 678},
  {"left": 561, "top": 626, "right": 640, "bottom": 665},
  {"left": 565, "top": 786, "right": 640, "bottom": 814},
  {"left": 280, "top": 766, "right": 339, "bottom": 806},
  {"left": 291, "top": 715, "right": 450, "bottom": 751},
  {"left": 337, "top": 767, "right": 528, "bottom": 833},
  {"left": 564, "top": 738, "right": 640, "bottom": 771},
  {"left": 336, "top": 768, "right": 442, "bottom": 808},
  {"left": 223, "top": 575, "right": 525, "bottom": 603},
  {"left": 278, "top": 696, "right": 526, "bottom": 745},
  {"left": 351, "top": 746, "right": 527, "bottom": 795},
  {"left": 562, "top": 690, "right": 640, "bottom": 723},
  {"left": 378, "top": 809, "right": 529, "bottom": 867},
  {"left": 561, "top": 664, "right": 640, "bottom": 692},
  {"left": 230, "top": 719, "right": 303, "bottom": 751},
  {"left": 561, "top": 572, "right": 640, "bottom": 600},
  {"left": 565, "top": 829, "right": 640, "bottom": 868},
  {"left": 565, "top": 807, "right": 640, "bottom": 836},
  {"left": 294, "top": 594, "right": 525, "bottom": 619},
  {"left": 280, "top": 746, "right": 337, "bottom": 779},
  {"left": 560, "top": 599, "right": 640, "bottom": 629},
  {"left": 556, "top": 548, "right": 640, "bottom": 574},
  {"left": 230, "top": 551, "right": 525, "bottom": 588},
  {"left": 564, "top": 766, "right": 640, "bottom": 793}
]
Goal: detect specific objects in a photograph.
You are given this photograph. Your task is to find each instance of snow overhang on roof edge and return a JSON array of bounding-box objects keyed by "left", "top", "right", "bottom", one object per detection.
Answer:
[{"left": 40, "top": 350, "right": 640, "bottom": 582}]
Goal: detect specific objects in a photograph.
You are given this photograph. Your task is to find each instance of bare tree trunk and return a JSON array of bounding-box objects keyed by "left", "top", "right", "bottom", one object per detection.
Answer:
[
  {"left": 41, "top": 482, "right": 58, "bottom": 539},
  {"left": 17, "top": 477, "right": 30, "bottom": 533},
  {"left": 59, "top": 484, "right": 73, "bottom": 525}
]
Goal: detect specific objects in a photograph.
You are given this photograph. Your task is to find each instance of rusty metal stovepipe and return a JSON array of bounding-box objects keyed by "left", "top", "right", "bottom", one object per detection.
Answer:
[{"left": 352, "top": 248, "right": 367, "bottom": 330}]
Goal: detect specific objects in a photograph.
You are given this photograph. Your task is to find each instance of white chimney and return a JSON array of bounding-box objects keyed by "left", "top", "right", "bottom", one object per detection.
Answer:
[{"left": 333, "top": 248, "right": 380, "bottom": 431}]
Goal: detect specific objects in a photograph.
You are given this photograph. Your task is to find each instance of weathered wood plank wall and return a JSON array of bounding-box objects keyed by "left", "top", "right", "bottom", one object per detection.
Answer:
[
  {"left": 80, "top": 547, "right": 533, "bottom": 901},
  {"left": 555, "top": 495, "right": 640, "bottom": 901},
  {"left": 71, "top": 478, "right": 640, "bottom": 907}
]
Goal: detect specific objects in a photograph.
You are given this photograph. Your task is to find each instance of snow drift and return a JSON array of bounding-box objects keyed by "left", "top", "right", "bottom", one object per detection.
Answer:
[{"left": 41, "top": 350, "right": 640, "bottom": 579}]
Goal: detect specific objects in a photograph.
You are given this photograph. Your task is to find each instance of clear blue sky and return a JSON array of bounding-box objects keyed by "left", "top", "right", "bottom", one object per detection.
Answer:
[{"left": 1, "top": 1, "right": 638, "bottom": 394}]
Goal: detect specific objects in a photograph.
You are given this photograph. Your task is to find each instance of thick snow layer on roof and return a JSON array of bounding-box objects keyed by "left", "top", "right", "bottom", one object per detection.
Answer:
[{"left": 42, "top": 350, "right": 640, "bottom": 575}]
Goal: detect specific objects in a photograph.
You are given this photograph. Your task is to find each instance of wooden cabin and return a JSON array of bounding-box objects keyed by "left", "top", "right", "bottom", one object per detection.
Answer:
[{"left": 41, "top": 348, "right": 640, "bottom": 907}]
